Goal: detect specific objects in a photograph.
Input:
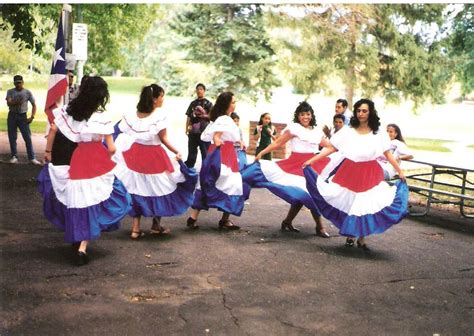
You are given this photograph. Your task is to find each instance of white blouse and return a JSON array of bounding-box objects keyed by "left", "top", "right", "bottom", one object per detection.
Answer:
[
  {"left": 201, "top": 115, "right": 240, "bottom": 143},
  {"left": 118, "top": 110, "right": 167, "bottom": 146},
  {"left": 53, "top": 106, "right": 114, "bottom": 143},
  {"left": 283, "top": 123, "right": 324, "bottom": 154},
  {"left": 330, "top": 126, "right": 391, "bottom": 162}
]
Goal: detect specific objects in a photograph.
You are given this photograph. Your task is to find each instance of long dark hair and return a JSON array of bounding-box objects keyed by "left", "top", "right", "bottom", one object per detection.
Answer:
[
  {"left": 210, "top": 91, "right": 234, "bottom": 122},
  {"left": 67, "top": 76, "right": 109, "bottom": 121},
  {"left": 350, "top": 98, "right": 380, "bottom": 133},
  {"left": 137, "top": 84, "right": 164, "bottom": 113},
  {"left": 387, "top": 123, "right": 405, "bottom": 143},
  {"left": 292, "top": 101, "right": 316, "bottom": 127},
  {"left": 258, "top": 112, "right": 272, "bottom": 127}
]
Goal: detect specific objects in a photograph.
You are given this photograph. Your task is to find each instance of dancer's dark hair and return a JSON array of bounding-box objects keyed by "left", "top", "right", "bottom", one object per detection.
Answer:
[{"left": 67, "top": 76, "right": 109, "bottom": 121}]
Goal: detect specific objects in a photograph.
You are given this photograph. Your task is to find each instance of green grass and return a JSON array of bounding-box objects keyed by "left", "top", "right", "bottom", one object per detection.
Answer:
[
  {"left": 0, "top": 115, "right": 48, "bottom": 133},
  {"left": 468, "top": 144, "right": 474, "bottom": 149},
  {"left": 1, "top": 75, "right": 154, "bottom": 95},
  {"left": 405, "top": 137, "right": 452, "bottom": 152},
  {"left": 103, "top": 76, "right": 154, "bottom": 94}
]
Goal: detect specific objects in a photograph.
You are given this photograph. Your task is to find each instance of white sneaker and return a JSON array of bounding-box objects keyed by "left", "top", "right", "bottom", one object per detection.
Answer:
[
  {"left": 9, "top": 156, "right": 18, "bottom": 164},
  {"left": 30, "top": 158, "right": 43, "bottom": 166}
]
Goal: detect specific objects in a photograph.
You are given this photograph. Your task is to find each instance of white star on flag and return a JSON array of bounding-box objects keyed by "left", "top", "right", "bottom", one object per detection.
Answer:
[{"left": 53, "top": 47, "right": 64, "bottom": 66}]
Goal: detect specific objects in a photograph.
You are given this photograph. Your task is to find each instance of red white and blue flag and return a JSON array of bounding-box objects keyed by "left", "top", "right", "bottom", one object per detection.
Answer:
[{"left": 44, "top": 14, "right": 68, "bottom": 124}]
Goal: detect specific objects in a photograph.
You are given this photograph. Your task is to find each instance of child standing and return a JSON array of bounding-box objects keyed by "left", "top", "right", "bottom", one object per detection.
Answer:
[
  {"left": 186, "top": 92, "right": 246, "bottom": 230},
  {"left": 377, "top": 123, "right": 414, "bottom": 180},
  {"left": 254, "top": 113, "right": 276, "bottom": 161},
  {"left": 113, "top": 84, "right": 197, "bottom": 239},
  {"left": 38, "top": 76, "right": 132, "bottom": 266},
  {"left": 231, "top": 112, "right": 247, "bottom": 170}
]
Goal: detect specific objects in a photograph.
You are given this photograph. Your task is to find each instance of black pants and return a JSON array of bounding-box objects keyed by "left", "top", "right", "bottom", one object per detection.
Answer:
[{"left": 185, "top": 133, "right": 210, "bottom": 168}]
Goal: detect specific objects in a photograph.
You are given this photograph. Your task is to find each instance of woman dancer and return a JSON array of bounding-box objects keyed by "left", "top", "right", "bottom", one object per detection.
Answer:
[
  {"left": 38, "top": 76, "right": 131, "bottom": 265},
  {"left": 303, "top": 98, "right": 409, "bottom": 250},
  {"left": 241, "top": 101, "right": 331, "bottom": 237},
  {"left": 113, "top": 84, "right": 197, "bottom": 239},
  {"left": 186, "top": 92, "right": 246, "bottom": 230}
]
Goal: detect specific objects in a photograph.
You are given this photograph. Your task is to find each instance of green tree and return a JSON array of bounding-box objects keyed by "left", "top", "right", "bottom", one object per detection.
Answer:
[
  {"left": 0, "top": 4, "right": 156, "bottom": 74},
  {"left": 449, "top": 4, "right": 474, "bottom": 97},
  {"left": 267, "top": 4, "right": 452, "bottom": 109},
  {"left": 171, "top": 4, "right": 280, "bottom": 101}
]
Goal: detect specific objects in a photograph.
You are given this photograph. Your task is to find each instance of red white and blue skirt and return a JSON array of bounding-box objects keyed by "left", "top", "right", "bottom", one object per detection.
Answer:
[
  {"left": 304, "top": 159, "right": 408, "bottom": 237},
  {"left": 114, "top": 142, "right": 198, "bottom": 217},
  {"left": 38, "top": 142, "right": 132, "bottom": 243},
  {"left": 192, "top": 142, "right": 247, "bottom": 216},
  {"left": 241, "top": 152, "right": 330, "bottom": 214}
]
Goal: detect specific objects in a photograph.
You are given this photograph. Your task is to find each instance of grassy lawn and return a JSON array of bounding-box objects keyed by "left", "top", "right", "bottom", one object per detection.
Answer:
[
  {"left": 1, "top": 75, "right": 154, "bottom": 94},
  {"left": 405, "top": 137, "right": 452, "bottom": 152},
  {"left": 0, "top": 75, "right": 154, "bottom": 132}
]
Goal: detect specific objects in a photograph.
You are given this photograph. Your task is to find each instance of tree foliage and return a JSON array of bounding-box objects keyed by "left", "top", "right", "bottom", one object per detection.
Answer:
[
  {"left": 171, "top": 4, "right": 280, "bottom": 101},
  {"left": 449, "top": 4, "right": 474, "bottom": 96},
  {"left": 0, "top": 4, "right": 156, "bottom": 74},
  {"left": 267, "top": 4, "right": 454, "bottom": 108}
]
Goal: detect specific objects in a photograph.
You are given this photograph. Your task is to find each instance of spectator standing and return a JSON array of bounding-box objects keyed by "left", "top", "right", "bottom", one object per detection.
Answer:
[
  {"left": 5, "top": 75, "right": 42, "bottom": 165},
  {"left": 184, "top": 83, "right": 213, "bottom": 168},
  {"left": 65, "top": 70, "right": 79, "bottom": 104},
  {"left": 254, "top": 113, "right": 276, "bottom": 161},
  {"left": 323, "top": 98, "right": 350, "bottom": 138}
]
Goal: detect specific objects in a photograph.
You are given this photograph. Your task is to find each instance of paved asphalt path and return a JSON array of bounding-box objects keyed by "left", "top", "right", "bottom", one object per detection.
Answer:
[{"left": 1, "top": 159, "right": 473, "bottom": 335}]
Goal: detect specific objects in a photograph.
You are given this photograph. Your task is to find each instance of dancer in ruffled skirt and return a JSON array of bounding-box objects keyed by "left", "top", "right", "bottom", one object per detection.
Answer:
[
  {"left": 241, "top": 101, "right": 331, "bottom": 236},
  {"left": 186, "top": 92, "right": 247, "bottom": 230},
  {"left": 303, "top": 98, "right": 409, "bottom": 250},
  {"left": 38, "top": 76, "right": 132, "bottom": 265},
  {"left": 113, "top": 84, "right": 197, "bottom": 239}
]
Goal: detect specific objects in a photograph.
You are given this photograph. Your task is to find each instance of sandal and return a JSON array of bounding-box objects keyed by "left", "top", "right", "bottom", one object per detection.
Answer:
[
  {"left": 218, "top": 219, "right": 240, "bottom": 231},
  {"left": 281, "top": 220, "right": 300, "bottom": 232},
  {"left": 130, "top": 231, "right": 145, "bottom": 240},
  {"left": 186, "top": 217, "right": 199, "bottom": 229},
  {"left": 150, "top": 226, "right": 171, "bottom": 235},
  {"left": 316, "top": 229, "right": 330, "bottom": 238},
  {"left": 357, "top": 240, "right": 370, "bottom": 251},
  {"left": 150, "top": 217, "right": 171, "bottom": 235},
  {"left": 345, "top": 237, "right": 355, "bottom": 247}
]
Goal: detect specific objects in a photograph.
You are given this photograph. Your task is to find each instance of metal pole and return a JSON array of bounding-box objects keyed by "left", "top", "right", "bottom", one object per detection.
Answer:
[
  {"left": 76, "top": 4, "right": 84, "bottom": 84},
  {"left": 62, "top": 4, "right": 72, "bottom": 53}
]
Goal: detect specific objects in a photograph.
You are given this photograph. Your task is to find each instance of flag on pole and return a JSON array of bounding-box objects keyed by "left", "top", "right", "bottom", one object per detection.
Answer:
[{"left": 44, "top": 13, "right": 68, "bottom": 124}]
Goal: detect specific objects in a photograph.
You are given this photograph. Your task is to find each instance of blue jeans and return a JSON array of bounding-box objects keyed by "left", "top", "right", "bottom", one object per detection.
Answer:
[{"left": 7, "top": 112, "right": 35, "bottom": 160}]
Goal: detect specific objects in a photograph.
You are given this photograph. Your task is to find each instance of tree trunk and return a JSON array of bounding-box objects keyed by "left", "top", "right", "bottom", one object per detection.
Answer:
[{"left": 345, "top": 39, "right": 356, "bottom": 109}]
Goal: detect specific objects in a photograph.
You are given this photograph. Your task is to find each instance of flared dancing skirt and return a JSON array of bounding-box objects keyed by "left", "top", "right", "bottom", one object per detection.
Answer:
[
  {"left": 304, "top": 159, "right": 409, "bottom": 237},
  {"left": 241, "top": 152, "right": 330, "bottom": 214},
  {"left": 114, "top": 141, "right": 198, "bottom": 217},
  {"left": 38, "top": 142, "right": 132, "bottom": 243},
  {"left": 192, "top": 142, "right": 247, "bottom": 216}
]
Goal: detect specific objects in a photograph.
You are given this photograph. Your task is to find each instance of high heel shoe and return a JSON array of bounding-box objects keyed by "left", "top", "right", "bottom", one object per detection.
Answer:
[
  {"left": 130, "top": 231, "right": 145, "bottom": 240},
  {"left": 345, "top": 237, "right": 355, "bottom": 247},
  {"left": 281, "top": 220, "right": 300, "bottom": 232},
  {"left": 186, "top": 217, "right": 199, "bottom": 229},
  {"left": 316, "top": 228, "right": 330, "bottom": 238},
  {"left": 76, "top": 251, "right": 89, "bottom": 266},
  {"left": 356, "top": 240, "right": 370, "bottom": 251},
  {"left": 218, "top": 219, "right": 240, "bottom": 230}
]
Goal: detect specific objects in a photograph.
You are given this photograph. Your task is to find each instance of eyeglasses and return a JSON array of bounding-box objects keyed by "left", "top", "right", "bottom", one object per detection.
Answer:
[{"left": 356, "top": 108, "right": 369, "bottom": 113}]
